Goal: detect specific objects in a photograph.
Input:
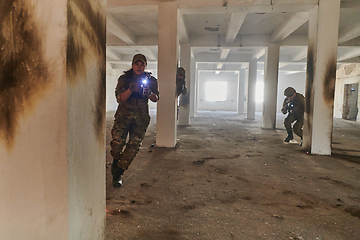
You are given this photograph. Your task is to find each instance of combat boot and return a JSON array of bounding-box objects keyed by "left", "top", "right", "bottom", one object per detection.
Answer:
[
  {"left": 284, "top": 131, "right": 294, "bottom": 143},
  {"left": 111, "top": 159, "right": 125, "bottom": 188}
]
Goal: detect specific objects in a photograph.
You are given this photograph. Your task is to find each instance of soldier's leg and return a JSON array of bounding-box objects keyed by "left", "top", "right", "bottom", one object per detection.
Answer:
[
  {"left": 110, "top": 116, "right": 130, "bottom": 188},
  {"left": 284, "top": 114, "right": 296, "bottom": 142},
  {"left": 293, "top": 118, "right": 304, "bottom": 139},
  {"left": 117, "top": 113, "right": 150, "bottom": 170}
]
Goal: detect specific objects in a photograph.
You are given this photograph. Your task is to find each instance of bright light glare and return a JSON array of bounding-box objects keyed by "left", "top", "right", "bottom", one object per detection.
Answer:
[
  {"left": 256, "top": 82, "right": 264, "bottom": 103},
  {"left": 205, "top": 81, "right": 227, "bottom": 101}
]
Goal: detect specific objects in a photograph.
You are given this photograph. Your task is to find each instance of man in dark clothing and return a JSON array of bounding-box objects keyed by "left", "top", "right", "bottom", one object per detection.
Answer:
[
  {"left": 176, "top": 67, "right": 187, "bottom": 97},
  {"left": 281, "top": 87, "right": 305, "bottom": 144}
]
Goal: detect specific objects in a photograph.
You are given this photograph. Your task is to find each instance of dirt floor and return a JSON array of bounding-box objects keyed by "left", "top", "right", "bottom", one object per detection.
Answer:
[{"left": 105, "top": 110, "right": 360, "bottom": 240}]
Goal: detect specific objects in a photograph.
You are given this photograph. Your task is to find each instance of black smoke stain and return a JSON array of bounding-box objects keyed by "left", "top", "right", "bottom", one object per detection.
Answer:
[
  {"left": 323, "top": 55, "right": 336, "bottom": 105},
  {"left": 304, "top": 45, "right": 315, "bottom": 152},
  {"left": 0, "top": 0, "right": 49, "bottom": 151},
  {"left": 67, "top": 0, "right": 106, "bottom": 143},
  {"left": 305, "top": 46, "right": 314, "bottom": 117}
]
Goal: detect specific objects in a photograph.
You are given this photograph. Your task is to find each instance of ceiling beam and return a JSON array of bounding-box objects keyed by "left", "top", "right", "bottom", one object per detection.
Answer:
[
  {"left": 179, "top": 13, "right": 189, "bottom": 43},
  {"left": 139, "top": 47, "right": 157, "bottom": 61},
  {"left": 271, "top": 12, "right": 309, "bottom": 43},
  {"left": 106, "top": 48, "right": 122, "bottom": 60},
  {"left": 252, "top": 49, "right": 265, "bottom": 60},
  {"left": 338, "top": 21, "right": 360, "bottom": 44},
  {"left": 337, "top": 48, "right": 360, "bottom": 61},
  {"left": 220, "top": 48, "right": 231, "bottom": 59},
  {"left": 291, "top": 47, "right": 308, "bottom": 61},
  {"left": 225, "top": 13, "right": 246, "bottom": 43},
  {"left": 107, "top": 13, "right": 136, "bottom": 45}
]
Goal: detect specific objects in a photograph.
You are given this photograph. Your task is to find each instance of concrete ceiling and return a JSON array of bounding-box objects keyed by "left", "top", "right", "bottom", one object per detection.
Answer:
[{"left": 106, "top": 0, "right": 360, "bottom": 73}]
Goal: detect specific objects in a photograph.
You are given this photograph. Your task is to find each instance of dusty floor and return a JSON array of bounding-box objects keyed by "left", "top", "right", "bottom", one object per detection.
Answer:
[{"left": 105, "top": 110, "right": 360, "bottom": 240}]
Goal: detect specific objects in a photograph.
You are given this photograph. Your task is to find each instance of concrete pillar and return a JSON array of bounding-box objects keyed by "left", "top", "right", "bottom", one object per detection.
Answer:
[
  {"left": 156, "top": 2, "right": 179, "bottom": 147},
  {"left": 304, "top": 0, "right": 341, "bottom": 155},
  {"left": 247, "top": 59, "right": 257, "bottom": 120},
  {"left": 262, "top": 43, "right": 280, "bottom": 129},
  {"left": 0, "top": 0, "right": 106, "bottom": 239},
  {"left": 238, "top": 69, "right": 246, "bottom": 114},
  {"left": 190, "top": 56, "right": 196, "bottom": 117},
  {"left": 178, "top": 42, "right": 191, "bottom": 125}
]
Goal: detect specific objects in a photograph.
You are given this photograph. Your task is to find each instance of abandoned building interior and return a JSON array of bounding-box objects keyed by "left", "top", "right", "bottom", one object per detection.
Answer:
[{"left": 1, "top": 0, "right": 360, "bottom": 239}]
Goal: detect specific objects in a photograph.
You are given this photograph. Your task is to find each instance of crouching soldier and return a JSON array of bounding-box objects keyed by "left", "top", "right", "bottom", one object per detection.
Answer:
[{"left": 281, "top": 87, "right": 305, "bottom": 145}]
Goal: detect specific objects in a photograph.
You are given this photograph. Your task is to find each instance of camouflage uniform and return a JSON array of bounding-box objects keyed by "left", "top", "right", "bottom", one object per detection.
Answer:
[
  {"left": 110, "top": 70, "right": 159, "bottom": 170},
  {"left": 281, "top": 92, "right": 305, "bottom": 139}
]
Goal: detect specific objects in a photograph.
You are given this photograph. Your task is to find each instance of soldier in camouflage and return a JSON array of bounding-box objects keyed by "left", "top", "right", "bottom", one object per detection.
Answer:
[
  {"left": 281, "top": 87, "right": 305, "bottom": 145},
  {"left": 110, "top": 53, "right": 159, "bottom": 188}
]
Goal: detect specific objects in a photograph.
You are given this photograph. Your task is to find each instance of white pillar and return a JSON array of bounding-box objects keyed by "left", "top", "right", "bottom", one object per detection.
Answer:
[
  {"left": 238, "top": 69, "right": 246, "bottom": 114},
  {"left": 304, "top": 0, "right": 341, "bottom": 155},
  {"left": 262, "top": 43, "right": 280, "bottom": 129},
  {"left": 156, "top": 2, "right": 179, "bottom": 147},
  {"left": 190, "top": 56, "right": 196, "bottom": 117},
  {"left": 0, "top": 0, "right": 106, "bottom": 239},
  {"left": 247, "top": 59, "right": 257, "bottom": 120},
  {"left": 178, "top": 42, "right": 191, "bottom": 125}
]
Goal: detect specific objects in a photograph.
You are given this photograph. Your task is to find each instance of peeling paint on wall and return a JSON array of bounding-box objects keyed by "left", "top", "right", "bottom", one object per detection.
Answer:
[
  {"left": 0, "top": 0, "right": 50, "bottom": 151},
  {"left": 67, "top": 0, "right": 106, "bottom": 142}
]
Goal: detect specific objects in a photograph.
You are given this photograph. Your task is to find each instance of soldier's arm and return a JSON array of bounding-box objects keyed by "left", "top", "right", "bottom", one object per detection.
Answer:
[
  {"left": 115, "top": 76, "right": 134, "bottom": 103},
  {"left": 280, "top": 98, "right": 287, "bottom": 114}
]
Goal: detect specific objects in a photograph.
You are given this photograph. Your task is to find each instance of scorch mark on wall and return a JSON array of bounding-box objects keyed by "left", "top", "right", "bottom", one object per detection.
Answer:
[
  {"left": 323, "top": 55, "right": 336, "bottom": 106},
  {"left": 67, "top": 0, "right": 106, "bottom": 142},
  {"left": 0, "top": 0, "right": 50, "bottom": 151},
  {"left": 304, "top": 45, "right": 315, "bottom": 151}
]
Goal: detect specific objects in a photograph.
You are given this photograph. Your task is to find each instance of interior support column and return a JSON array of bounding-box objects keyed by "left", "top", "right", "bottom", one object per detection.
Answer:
[
  {"left": 247, "top": 59, "right": 257, "bottom": 120},
  {"left": 179, "top": 42, "right": 191, "bottom": 125},
  {"left": 304, "top": 0, "right": 341, "bottom": 155},
  {"left": 0, "top": 0, "right": 106, "bottom": 239},
  {"left": 190, "top": 56, "right": 196, "bottom": 117},
  {"left": 262, "top": 43, "right": 280, "bottom": 129},
  {"left": 156, "top": 2, "right": 179, "bottom": 147},
  {"left": 238, "top": 69, "right": 246, "bottom": 114}
]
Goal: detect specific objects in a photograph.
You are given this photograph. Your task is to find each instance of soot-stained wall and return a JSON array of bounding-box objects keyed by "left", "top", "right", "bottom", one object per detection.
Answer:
[
  {"left": 0, "top": 0, "right": 50, "bottom": 151},
  {"left": 67, "top": 0, "right": 107, "bottom": 239},
  {"left": 67, "top": 0, "right": 106, "bottom": 143}
]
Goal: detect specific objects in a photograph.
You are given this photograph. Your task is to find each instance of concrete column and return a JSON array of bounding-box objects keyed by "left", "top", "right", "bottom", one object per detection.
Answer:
[
  {"left": 178, "top": 42, "right": 191, "bottom": 125},
  {"left": 262, "top": 43, "right": 280, "bottom": 129},
  {"left": 156, "top": 2, "right": 179, "bottom": 147},
  {"left": 247, "top": 59, "right": 257, "bottom": 120},
  {"left": 238, "top": 69, "right": 246, "bottom": 114},
  {"left": 304, "top": 0, "right": 341, "bottom": 155},
  {"left": 190, "top": 56, "right": 196, "bottom": 117},
  {"left": 0, "top": 0, "right": 106, "bottom": 239}
]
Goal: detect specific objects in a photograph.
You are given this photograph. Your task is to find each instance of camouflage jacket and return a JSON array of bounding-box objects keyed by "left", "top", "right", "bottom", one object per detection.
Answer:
[
  {"left": 115, "top": 71, "right": 159, "bottom": 111},
  {"left": 281, "top": 93, "right": 305, "bottom": 117}
]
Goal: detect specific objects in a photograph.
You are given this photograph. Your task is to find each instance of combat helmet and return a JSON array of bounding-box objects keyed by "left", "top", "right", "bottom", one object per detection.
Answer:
[
  {"left": 177, "top": 67, "right": 186, "bottom": 77},
  {"left": 284, "top": 87, "right": 296, "bottom": 97}
]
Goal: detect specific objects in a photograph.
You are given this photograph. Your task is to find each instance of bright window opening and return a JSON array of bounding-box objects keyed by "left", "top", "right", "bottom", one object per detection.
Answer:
[
  {"left": 205, "top": 81, "right": 227, "bottom": 101},
  {"left": 256, "top": 82, "right": 264, "bottom": 103}
]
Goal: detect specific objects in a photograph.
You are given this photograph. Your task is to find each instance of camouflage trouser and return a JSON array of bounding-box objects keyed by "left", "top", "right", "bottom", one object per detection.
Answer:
[
  {"left": 284, "top": 113, "right": 303, "bottom": 138},
  {"left": 110, "top": 107, "right": 150, "bottom": 170}
]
